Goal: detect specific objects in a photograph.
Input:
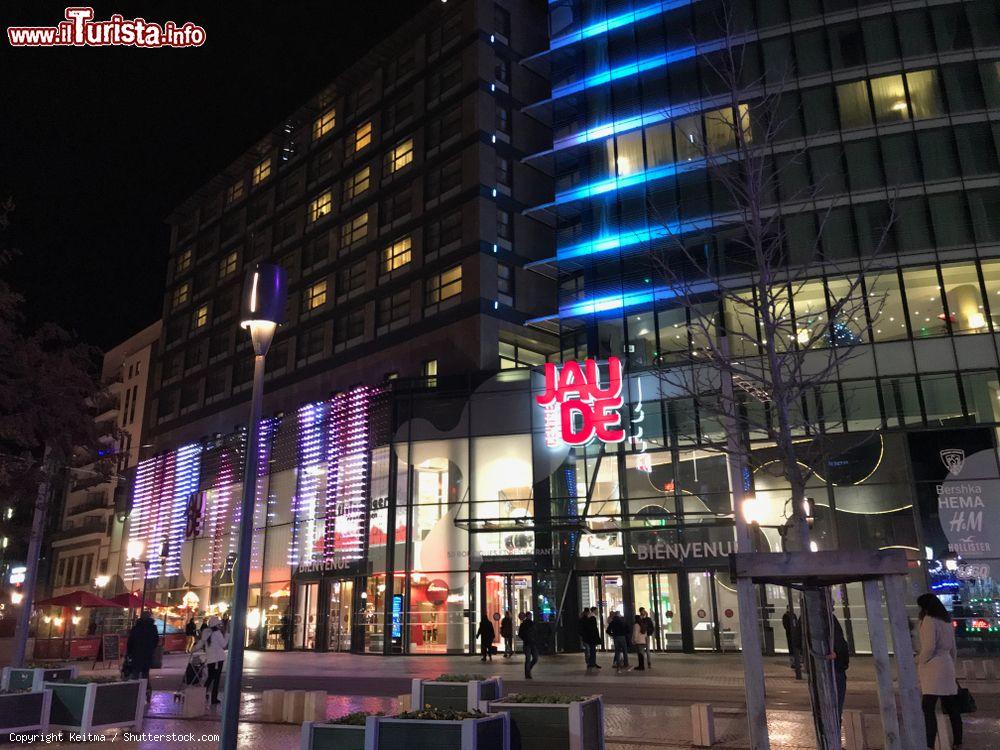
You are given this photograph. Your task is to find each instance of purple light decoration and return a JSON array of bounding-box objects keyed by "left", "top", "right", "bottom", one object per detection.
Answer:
[
  {"left": 324, "top": 386, "right": 372, "bottom": 563},
  {"left": 204, "top": 446, "right": 235, "bottom": 575},
  {"left": 291, "top": 402, "right": 326, "bottom": 566}
]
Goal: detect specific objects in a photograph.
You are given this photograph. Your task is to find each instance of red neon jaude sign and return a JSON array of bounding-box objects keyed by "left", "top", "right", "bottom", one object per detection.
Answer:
[{"left": 537, "top": 357, "right": 626, "bottom": 446}]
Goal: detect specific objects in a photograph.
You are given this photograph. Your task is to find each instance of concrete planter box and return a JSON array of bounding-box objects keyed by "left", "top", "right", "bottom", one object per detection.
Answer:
[
  {"left": 487, "top": 696, "right": 604, "bottom": 750},
  {"left": 2, "top": 665, "right": 78, "bottom": 692},
  {"left": 365, "top": 712, "right": 509, "bottom": 750},
  {"left": 45, "top": 679, "right": 146, "bottom": 733},
  {"left": 300, "top": 721, "right": 366, "bottom": 750},
  {"left": 411, "top": 677, "right": 503, "bottom": 712},
  {"left": 0, "top": 689, "right": 52, "bottom": 733}
]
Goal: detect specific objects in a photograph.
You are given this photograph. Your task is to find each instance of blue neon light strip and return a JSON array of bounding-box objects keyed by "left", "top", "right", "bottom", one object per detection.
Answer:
[
  {"left": 559, "top": 284, "right": 677, "bottom": 317},
  {"left": 548, "top": 0, "right": 698, "bottom": 52},
  {"left": 558, "top": 216, "right": 715, "bottom": 262},
  {"left": 546, "top": 157, "right": 706, "bottom": 208}
]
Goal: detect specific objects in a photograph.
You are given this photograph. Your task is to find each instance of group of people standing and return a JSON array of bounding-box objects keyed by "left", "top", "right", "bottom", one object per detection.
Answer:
[
  {"left": 124, "top": 611, "right": 229, "bottom": 706},
  {"left": 580, "top": 607, "right": 656, "bottom": 673},
  {"left": 475, "top": 610, "right": 543, "bottom": 678}
]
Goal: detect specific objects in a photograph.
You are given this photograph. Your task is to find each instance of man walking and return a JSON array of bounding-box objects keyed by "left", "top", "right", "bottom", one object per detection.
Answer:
[
  {"left": 125, "top": 610, "right": 159, "bottom": 703},
  {"left": 518, "top": 611, "right": 539, "bottom": 679},
  {"left": 579, "top": 609, "right": 600, "bottom": 670},
  {"left": 637, "top": 607, "right": 655, "bottom": 669},
  {"left": 500, "top": 611, "right": 514, "bottom": 658},
  {"left": 476, "top": 615, "right": 496, "bottom": 662},
  {"left": 782, "top": 605, "right": 803, "bottom": 680},
  {"left": 606, "top": 610, "right": 629, "bottom": 673}
]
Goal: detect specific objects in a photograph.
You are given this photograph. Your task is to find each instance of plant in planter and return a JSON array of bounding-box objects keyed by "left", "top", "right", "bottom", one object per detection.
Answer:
[
  {"left": 366, "top": 709, "right": 509, "bottom": 750},
  {"left": 1, "top": 664, "right": 78, "bottom": 692},
  {"left": 300, "top": 711, "right": 381, "bottom": 750},
  {"left": 411, "top": 674, "right": 504, "bottom": 712},
  {"left": 487, "top": 693, "right": 605, "bottom": 750},
  {"left": 0, "top": 687, "right": 53, "bottom": 733},
  {"left": 44, "top": 675, "right": 146, "bottom": 733}
]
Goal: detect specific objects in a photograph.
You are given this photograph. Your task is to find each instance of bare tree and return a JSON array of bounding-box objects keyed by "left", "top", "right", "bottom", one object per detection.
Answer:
[{"left": 641, "top": 6, "right": 896, "bottom": 747}]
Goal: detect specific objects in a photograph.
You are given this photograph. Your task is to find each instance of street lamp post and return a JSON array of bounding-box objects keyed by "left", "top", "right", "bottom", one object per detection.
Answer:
[
  {"left": 126, "top": 539, "right": 149, "bottom": 626},
  {"left": 220, "top": 263, "right": 285, "bottom": 750}
]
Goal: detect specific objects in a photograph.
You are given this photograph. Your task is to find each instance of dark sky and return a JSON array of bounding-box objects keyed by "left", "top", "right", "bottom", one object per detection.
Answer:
[{"left": 0, "top": 0, "right": 427, "bottom": 350}]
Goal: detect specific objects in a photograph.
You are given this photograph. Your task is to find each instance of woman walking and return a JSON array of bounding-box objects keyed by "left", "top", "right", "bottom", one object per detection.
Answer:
[
  {"left": 916, "top": 593, "right": 962, "bottom": 749},
  {"left": 198, "top": 615, "right": 229, "bottom": 706}
]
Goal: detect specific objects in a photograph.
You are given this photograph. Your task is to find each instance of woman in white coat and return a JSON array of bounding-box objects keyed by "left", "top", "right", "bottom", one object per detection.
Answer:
[
  {"left": 631, "top": 616, "right": 647, "bottom": 671},
  {"left": 916, "top": 593, "right": 962, "bottom": 749},
  {"left": 198, "top": 615, "right": 228, "bottom": 706}
]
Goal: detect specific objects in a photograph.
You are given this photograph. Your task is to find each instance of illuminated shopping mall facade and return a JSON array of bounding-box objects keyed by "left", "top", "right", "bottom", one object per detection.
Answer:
[{"left": 124, "top": 0, "right": 1000, "bottom": 656}]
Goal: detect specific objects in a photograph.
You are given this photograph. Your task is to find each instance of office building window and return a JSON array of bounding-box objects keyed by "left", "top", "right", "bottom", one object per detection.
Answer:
[
  {"left": 497, "top": 263, "right": 514, "bottom": 306},
  {"left": 308, "top": 191, "right": 333, "bottom": 223},
  {"left": 871, "top": 75, "right": 910, "bottom": 123},
  {"left": 376, "top": 288, "right": 411, "bottom": 335},
  {"left": 426, "top": 157, "right": 462, "bottom": 198},
  {"left": 495, "top": 58, "right": 510, "bottom": 85},
  {"left": 494, "top": 4, "right": 511, "bottom": 38},
  {"left": 208, "top": 332, "right": 229, "bottom": 360},
  {"left": 382, "top": 236, "right": 412, "bottom": 273},
  {"left": 343, "top": 167, "right": 371, "bottom": 201},
  {"left": 339, "top": 259, "right": 367, "bottom": 296},
  {"left": 427, "top": 58, "right": 462, "bottom": 99},
  {"left": 304, "top": 280, "right": 327, "bottom": 311},
  {"left": 297, "top": 324, "right": 325, "bottom": 364},
  {"left": 836, "top": 80, "right": 873, "bottom": 129},
  {"left": 906, "top": 70, "right": 945, "bottom": 119},
  {"left": 425, "top": 265, "right": 462, "bottom": 310},
  {"left": 499, "top": 341, "right": 547, "bottom": 370},
  {"left": 252, "top": 158, "right": 271, "bottom": 185},
  {"left": 171, "top": 282, "right": 190, "bottom": 309},
  {"left": 425, "top": 210, "right": 463, "bottom": 258},
  {"left": 205, "top": 370, "right": 227, "bottom": 401},
  {"left": 496, "top": 106, "right": 511, "bottom": 135},
  {"left": 225, "top": 181, "right": 244, "bottom": 207},
  {"left": 218, "top": 251, "right": 238, "bottom": 280},
  {"left": 193, "top": 304, "right": 209, "bottom": 329},
  {"left": 302, "top": 233, "right": 330, "bottom": 270},
  {"left": 176, "top": 248, "right": 193, "bottom": 274},
  {"left": 644, "top": 123, "right": 673, "bottom": 167},
  {"left": 341, "top": 212, "right": 369, "bottom": 247},
  {"left": 384, "top": 139, "right": 414, "bottom": 175},
  {"left": 427, "top": 104, "right": 462, "bottom": 148},
  {"left": 497, "top": 209, "right": 512, "bottom": 241},
  {"left": 313, "top": 107, "right": 336, "bottom": 140},
  {"left": 335, "top": 307, "right": 366, "bottom": 348},
  {"left": 497, "top": 156, "right": 511, "bottom": 188},
  {"left": 353, "top": 121, "right": 373, "bottom": 152},
  {"left": 380, "top": 187, "right": 413, "bottom": 226}
]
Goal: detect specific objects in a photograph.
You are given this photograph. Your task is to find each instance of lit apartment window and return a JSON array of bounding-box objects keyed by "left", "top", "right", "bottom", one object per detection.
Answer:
[
  {"left": 382, "top": 236, "right": 412, "bottom": 273},
  {"left": 341, "top": 212, "right": 369, "bottom": 247},
  {"left": 385, "top": 139, "right": 413, "bottom": 174},
  {"left": 304, "top": 280, "right": 327, "bottom": 311},
  {"left": 425, "top": 265, "right": 462, "bottom": 309},
  {"left": 343, "top": 167, "right": 371, "bottom": 201},
  {"left": 194, "top": 304, "right": 209, "bottom": 329},
  {"left": 309, "top": 191, "right": 334, "bottom": 222},
  {"left": 171, "top": 282, "right": 190, "bottom": 309},
  {"left": 176, "top": 248, "right": 193, "bottom": 274},
  {"left": 422, "top": 358, "right": 438, "bottom": 386},
  {"left": 313, "top": 107, "right": 336, "bottom": 140},
  {"left": 252, "top": 158, "right": 271, "bottom": 185},
  {"left": 226, "top": 181, "right": 244, "bottom": 206},
  {"left": 354, "top": 121, "right": 373, "bottom": 152},
  {"left": 219, "top": 251, "right": 238, "bottom": 280}
]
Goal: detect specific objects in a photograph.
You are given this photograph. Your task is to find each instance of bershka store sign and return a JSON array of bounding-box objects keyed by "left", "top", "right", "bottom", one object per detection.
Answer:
[{"left": 537, "top": 358, "right": 626, "bottom": 447}]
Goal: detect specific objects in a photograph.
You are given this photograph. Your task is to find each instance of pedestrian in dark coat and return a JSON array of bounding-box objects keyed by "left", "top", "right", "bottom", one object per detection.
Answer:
[
  {"left": 125, "top": 611, "right": 159, "bottom": 699},
  {"left": 518, "top": 612, "right": 539, "bottom": 679},
  {"left": 579, "top": 609, "right": 601, "bottom": 670},
  {"left": 500, "top": 611, "right": 514, "bottom": 658},
  {"left": 476, "top": 617, "right": 496, "bottom": 661}
]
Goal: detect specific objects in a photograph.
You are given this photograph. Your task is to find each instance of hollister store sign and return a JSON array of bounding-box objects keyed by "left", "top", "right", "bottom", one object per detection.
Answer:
[{"left": 537, "top": 358, "right": 626, "bottom": 447}]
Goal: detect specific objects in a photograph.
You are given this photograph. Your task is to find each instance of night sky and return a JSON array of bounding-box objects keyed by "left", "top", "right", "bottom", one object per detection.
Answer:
[{"left": 0, "top": 1, "right": 427, "bottom": 350}]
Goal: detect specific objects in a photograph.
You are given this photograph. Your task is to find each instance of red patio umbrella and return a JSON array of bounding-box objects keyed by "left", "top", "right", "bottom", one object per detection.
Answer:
[
  {"left": 109, "top": 591, "right": 165, "bottom": 609},
  {"left": 34, "top": 590, "right": 120, "bottom": 608}
]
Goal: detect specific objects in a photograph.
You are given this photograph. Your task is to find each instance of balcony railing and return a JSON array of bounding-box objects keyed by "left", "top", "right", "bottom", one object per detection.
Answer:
[
  {"left": 66, "top": 493, "right": 108, "bottom": 515},
  {"left": 53, "top": 516, "right": 107, "bottom": 540}
]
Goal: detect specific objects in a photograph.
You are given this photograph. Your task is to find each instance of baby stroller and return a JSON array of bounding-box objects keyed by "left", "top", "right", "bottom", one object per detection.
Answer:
[{"left": 173, "top": 650, "right": 207, "bottom": 703}]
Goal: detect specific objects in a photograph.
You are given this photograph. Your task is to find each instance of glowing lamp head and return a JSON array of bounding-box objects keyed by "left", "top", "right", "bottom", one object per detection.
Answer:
[
  {"left": 127, "top": 539, "right": 145, "bottom": 561},
  {"left": 94, "top": 575, "right": 110, "bottom": 589},
  {"left": 240, "top": 263, "right": 286, "bottom": 356},
  {"left": 10, "top": 591, "right": 23, "bottom": 605},
  {"left": 741, "top": 496, "right": 763, "bottom": 525}
]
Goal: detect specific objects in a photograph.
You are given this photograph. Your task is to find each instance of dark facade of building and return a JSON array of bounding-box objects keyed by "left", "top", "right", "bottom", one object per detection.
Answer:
[{"left": 152, "top": 0, "right": 557, "bottom": 450}]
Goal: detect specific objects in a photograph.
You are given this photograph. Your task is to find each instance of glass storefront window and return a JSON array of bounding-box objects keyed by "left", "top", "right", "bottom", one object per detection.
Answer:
[
  {"left": 902, "top": 266, "right": 946, "bottom": 338},
  {"left": 978, "top": 260, "right": 1000, "bottom": 330},
  {"left": 580, "top": 456, "right": 623, "bottom": 558},
  {"left": 866, "top": 272, "right": 906, "bottom": 341},
  {"left": 688, "top": 572, "right": 716, "bottom": 650},
  {"left": 941, "top": 263, "right": 988, "bottom": 334},
  {"left": 724, "top": 292, "right": 758, "bottom": 357},
  {"left": 656, "top": 304, "right": 688, "bottom": 361},
  {"left": 792, "top": 279, "right": 827, "bottom": 348},
  {"left": 674, "top": 114, "right": 703, "bottom": 161},
  {"left": 327, "top": 579, "right": 353, "bottom": 652},
  {"left": 826, "top": 276, "right": 867, "bottom": 345},
  {"left": 408, "top": 572, "right": 470, "bottom": 654},
  {"left": 880, "top": 376, "right": 922, "bottom": 427},
  {"left": 842, "top": 380, "right": 882, "bottom": 431},
  {"left": 962, "top": 371, "right": 1000, "bottom": 424},
  {"left": 644, "top": 122, "right": 673, "bottom": 167},
  {"left": 627, "top": 311, "right": 656, "bottom": 366},
  {"left": 921, "top": 374, "right": 963, "bottom": 426}
]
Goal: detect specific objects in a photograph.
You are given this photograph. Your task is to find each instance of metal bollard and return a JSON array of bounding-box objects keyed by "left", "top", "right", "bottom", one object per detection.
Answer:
[
  {"left": 691, "top": 703, "right": 716, "bottom": 747},
  {"left": 842, "top": 710, "right": 868, "bottom": 750}
]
